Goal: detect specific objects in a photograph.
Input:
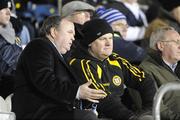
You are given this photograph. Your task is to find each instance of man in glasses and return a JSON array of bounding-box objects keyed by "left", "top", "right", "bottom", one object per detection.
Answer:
[{"left": 140, "top": 26, "right": 180, "bottom": 120}]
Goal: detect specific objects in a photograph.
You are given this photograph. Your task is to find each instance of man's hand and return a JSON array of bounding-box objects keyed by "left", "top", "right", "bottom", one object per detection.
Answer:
[{"left": 79, "top": 81, "right": 107, "bottom": 103}]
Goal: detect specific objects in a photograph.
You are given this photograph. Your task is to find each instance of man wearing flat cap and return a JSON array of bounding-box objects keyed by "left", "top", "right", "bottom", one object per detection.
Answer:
[
  {"left": 62, "top": 1, "right": 95, "bottom": 61},
  {"left": 69, "top": 19, "right": 156, "bottom": 120},
  {"left": 62, "top": 0, "right": 95, "bottom": 25}
]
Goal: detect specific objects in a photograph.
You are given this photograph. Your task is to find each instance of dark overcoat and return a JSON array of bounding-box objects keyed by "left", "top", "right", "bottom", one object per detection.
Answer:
[{"left": 12, "top": 37, "right": 79, "bottom": 119}]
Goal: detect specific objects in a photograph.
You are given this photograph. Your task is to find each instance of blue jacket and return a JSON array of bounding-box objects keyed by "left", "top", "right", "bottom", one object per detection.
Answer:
[
  {"left": 113, "top": 33, "right": 146, "bottom": 64},
  {"left": 0, "top": 34, "right": 22, "bottom": 76}
]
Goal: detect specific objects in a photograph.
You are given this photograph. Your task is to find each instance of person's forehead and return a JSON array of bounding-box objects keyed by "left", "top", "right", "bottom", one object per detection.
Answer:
[
  {"left": 61, "top": 19, "right": 74, "bottom": 27},
  {"left": 98, "top": 33, "right": 113, "bottom": 38},
  {"left": 73, "top": 10, "right": 92, "bottom": 13},
  {"left": 60, "top": 19, "right": 75, "bottom": 32},
  {"left": 165, "top": 30, "right": 179, "bottom": 38},
  {"left": 111, "top": 19, "right": 127, "bottom": 24}
]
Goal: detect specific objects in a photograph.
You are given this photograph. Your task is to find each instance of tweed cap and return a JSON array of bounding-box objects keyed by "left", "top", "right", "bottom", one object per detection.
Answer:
[
  {"left": 62, "top": 1, "right": 95, "bottom": 17},
  {"left": 96, "top": 7, "right": 126, "bottom": 24}
]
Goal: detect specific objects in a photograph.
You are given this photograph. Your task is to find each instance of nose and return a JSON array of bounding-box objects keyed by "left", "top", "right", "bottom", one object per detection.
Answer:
[
  {"left": 105, "top": 38, "right": 112, "bottom": 46},
  {"left": 72, "top": 35, "right": 75, "bottom": 42},
  {"left": 84, "top": 12, "right": 91, "bottom": 22}
]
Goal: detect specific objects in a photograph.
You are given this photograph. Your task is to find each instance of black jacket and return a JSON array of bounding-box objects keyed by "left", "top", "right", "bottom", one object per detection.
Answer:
[
  {"left": 12, "top": 37, "right": 79, "bottom": 119},
  {"left": 113, "top": 33, "right": 146, "bottom": 64},
  {"left": 69, "top": 46, "right": 155, "bottom": 119}
]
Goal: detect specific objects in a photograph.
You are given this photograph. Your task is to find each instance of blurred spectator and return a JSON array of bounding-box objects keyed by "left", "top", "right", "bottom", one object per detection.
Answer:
[
  {"left": 62, "top": 1, "right": 95, "bottom": 61},
  {"left": 96, "top": 7, "right": 146, "bottom": 63},
  {"left": 143, "top": 18, "right": 168, "bottom": 49},
  {"left": 62, "top": 0, "right": 95, "bottom": 25},
  {"left": 145, "top": 1, "right": 160, "bottom": 24},
  {"left": 0, "top": 0, "right": 22, "bottom": 98},
  {"left": 105, "top": 0, "right": 148, "bottom": 42},
  {"left": 3, "top": 0, "right": 31, "bottom": 48},
  {"left": 10, "top": 16, "right": 30, "bottom": 49},
  {"left": 140, "top": 26, "right": 180, "bottom": 120},
  {"left": 143, "top": 0, "right": 180, "bottom": 49},
  {"left": 159, "top": 0, "right": 180, "bottom": 26}
]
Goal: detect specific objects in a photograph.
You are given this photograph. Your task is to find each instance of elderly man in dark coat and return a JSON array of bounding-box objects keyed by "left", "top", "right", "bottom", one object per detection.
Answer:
[{"left": 12, "top": 15, "right": 106, "bottom": 120}]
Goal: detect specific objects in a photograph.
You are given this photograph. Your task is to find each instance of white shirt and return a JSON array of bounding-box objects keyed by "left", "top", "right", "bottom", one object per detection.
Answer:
[{"left": 163, "top": 59, "right": 177, "bottom": 72}]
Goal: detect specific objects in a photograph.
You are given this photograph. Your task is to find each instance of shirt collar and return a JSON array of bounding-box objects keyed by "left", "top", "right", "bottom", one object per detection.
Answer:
[
  {"left": 49, "top": 39, "right": 64, "bottom": 58},
  {"left": 163, "top": 59, "right": 178, "bottom": 72}
]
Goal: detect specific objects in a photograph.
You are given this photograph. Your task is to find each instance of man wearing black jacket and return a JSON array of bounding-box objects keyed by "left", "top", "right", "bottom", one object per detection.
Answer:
[
  {"left": 69, "top": 19, "right": 155, "bottom": 120},
  {"left": 12, "top": 16, "right": 106, "bottom": 120}
]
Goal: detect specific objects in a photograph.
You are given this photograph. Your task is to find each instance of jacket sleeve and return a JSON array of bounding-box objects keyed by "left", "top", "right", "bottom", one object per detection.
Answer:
[
  {"left": 140, "top": 65, "right": 180, "bottom": 120},
  {"left": 0, "top": 37, "right": 22, "bottom": 74}
]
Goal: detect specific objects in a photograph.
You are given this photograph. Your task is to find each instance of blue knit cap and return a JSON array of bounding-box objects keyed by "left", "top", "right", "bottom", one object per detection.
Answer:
[{"left": 96, "top": 7, "right": 126, "bottom": 24}]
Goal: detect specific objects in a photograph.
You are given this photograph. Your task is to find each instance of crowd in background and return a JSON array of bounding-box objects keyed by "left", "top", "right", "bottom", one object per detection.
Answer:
[{"left": 0, "top": 0, "right": 180, "bottom": 120}]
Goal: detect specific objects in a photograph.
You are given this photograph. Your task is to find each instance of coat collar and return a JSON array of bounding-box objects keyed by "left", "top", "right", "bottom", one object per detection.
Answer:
[
  {"left": 43, "top": 37, "right": 69, "bottom": 66},
  {"left": 147, "top": 48, "right": 180, "bottom": 77}
]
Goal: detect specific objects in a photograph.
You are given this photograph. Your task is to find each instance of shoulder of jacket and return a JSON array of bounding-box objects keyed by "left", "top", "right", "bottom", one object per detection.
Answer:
[
  {"left": 69, "top": 58, "right": 92, "bottom": 66},
  {"left": 110, "top": 53, "right": 129, "bottom": 62}
]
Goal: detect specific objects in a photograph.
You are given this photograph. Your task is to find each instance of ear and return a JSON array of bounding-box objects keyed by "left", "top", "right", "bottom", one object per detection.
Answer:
[
  {"left": 50, "top": 27, "right": 56, "bottom": 39},
  {"left": 88, "top": 43, "right": 92, "bottom": 47},
  {"left": 156, "top": 41, "right": 164, "bottom": 51}
]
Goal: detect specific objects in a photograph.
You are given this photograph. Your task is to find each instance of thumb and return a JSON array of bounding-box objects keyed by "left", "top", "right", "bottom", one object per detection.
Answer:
[{"left": 85, "top": 80, "right": 92, "bottom": 87}]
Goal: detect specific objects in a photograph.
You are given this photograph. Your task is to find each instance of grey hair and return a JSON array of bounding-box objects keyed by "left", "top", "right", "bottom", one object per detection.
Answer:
[
  {"left": 149, "top": 26, "right": 175, "bottom": 50},
  {"left": 39, "top": 15, "right": 62, "bottom": 36}
]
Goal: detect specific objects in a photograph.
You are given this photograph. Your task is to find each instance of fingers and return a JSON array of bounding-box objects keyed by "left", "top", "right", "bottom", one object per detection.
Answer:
[
  {"left": 87, "top": 89, "right": 107, "bottom": 99},
  {"left": 79, "top": 81, "right": 107, "bottom": 102},
  {"left": 86, "top": 98, "right": 99, "bottom": 103},
  {"left": 90, "top": 88, "right": 107, "bottom": 95}
]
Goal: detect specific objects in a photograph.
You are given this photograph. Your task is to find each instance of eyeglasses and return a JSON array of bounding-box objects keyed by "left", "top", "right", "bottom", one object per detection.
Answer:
[{"left": 162, "top": 40, "right": 180, "bottom": 45}]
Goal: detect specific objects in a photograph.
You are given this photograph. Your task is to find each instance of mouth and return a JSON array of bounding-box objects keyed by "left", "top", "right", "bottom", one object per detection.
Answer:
[
  {"left": 104, "top": 47, "right": 112, "bottom": 50},
  {"left": 69, "top": 42, "right": 72, "bottom": 46}
]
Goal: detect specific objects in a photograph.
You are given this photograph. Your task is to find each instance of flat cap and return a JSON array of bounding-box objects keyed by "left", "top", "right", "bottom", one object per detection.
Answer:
[{"left": 62, "top": 1, "right": 95, "bottom": 17}]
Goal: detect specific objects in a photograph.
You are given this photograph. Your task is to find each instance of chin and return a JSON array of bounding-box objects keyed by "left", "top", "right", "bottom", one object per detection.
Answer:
[
  {"left": 61, "top": 50, "right": 67, "bottom": 54},
  {"left": 102, "top": 53, "right": 111, "bottom": 58}
]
